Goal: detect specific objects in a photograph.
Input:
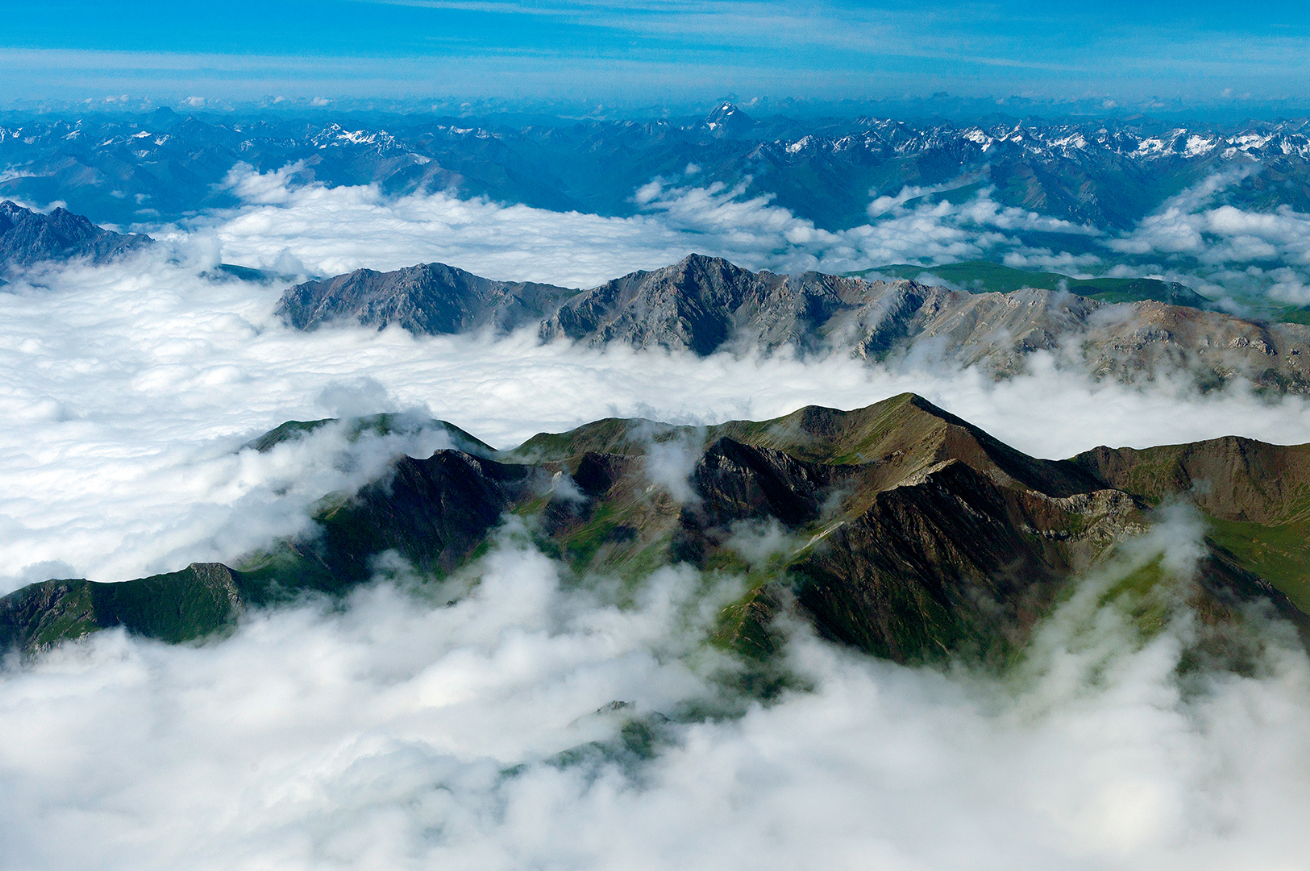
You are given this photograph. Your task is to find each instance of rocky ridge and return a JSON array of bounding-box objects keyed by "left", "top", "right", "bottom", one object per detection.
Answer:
[
  {"left": 0, "top": 200, "right": 151, "bottom": 274},
  {"left": 275, "top": 261, "right": 575, "bottom": 334},
  {"left": 281, "top": 254, "right": 1310, "bottom": 393},
  {"left": 4, "top": 394, "right": 1307, "bottom": 667}
]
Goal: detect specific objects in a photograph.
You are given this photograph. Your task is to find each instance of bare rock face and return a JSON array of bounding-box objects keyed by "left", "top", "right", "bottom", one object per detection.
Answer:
[
  {"left": 274, "top": 261, "right": 575, "bottom": 334},
  {"left": 280, "top": 253, "right": 1310, "bottom": 393},
  {"left": 0, "top": 200, "right": 151, "bottom": 273},
  {"left": 7, "top": 393, "right": 1307, "bottom": 667},
  {"left": 539, "top": 254, "right": 845, "bottom": 355}
]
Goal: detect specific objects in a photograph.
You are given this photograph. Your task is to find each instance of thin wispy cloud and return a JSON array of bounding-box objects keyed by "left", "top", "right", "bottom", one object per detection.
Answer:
[{"left": 3, "top": 1, "right": 1310, "bottom": 101}]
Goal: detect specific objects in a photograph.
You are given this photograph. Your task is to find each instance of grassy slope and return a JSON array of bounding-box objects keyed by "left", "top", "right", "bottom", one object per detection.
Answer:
[
  {"left": 1070, "top": 438, "right": 1310, "bottom": 618},
  {"left": 1207, "top": 518, "right": 1310, "bottom": 615}
]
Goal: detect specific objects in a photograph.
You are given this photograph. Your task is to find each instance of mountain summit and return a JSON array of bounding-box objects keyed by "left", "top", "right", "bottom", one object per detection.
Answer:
[
  {"left": 703, "top": 102, "right": 756, "bottom": 137},
  {"left": 0, "top": 201, "right": 151, "bottom": 273}
]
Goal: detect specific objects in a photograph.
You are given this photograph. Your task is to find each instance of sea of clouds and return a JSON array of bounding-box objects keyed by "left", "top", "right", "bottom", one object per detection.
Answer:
[
  {"left": 4, "top": 506, "right": 1310, "bottom": 870},
  {"left": 5, "top": 173, "right": 1310, "bottom": 869}
]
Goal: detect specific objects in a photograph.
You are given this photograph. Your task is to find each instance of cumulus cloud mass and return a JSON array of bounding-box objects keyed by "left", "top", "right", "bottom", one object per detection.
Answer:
[
  {"left": 192, "top": 162, "right": 1310, "bottom": 308},
  {"left": 197, "top": 165, "right": 1103, "bottom": 285},
  {"left": 5, "top": 176, "right": 1310, "bottom": 869},
  {"left": 5, "top": 503, "right": 1310, "bottom": 870}
]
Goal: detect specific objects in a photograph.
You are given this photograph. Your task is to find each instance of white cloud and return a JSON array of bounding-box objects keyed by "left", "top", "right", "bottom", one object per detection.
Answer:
[
  {"left": 2, "top": 502, "right": 1310, "bottom": 869},
  {"left": 868, "top": 181, "right": 958, "bottom": 217},
  {"left": 1106, "top": 168, "right": 1310, "bottom": 300},
  {"left": 192, "top": 166, "right": 1097, "bottom": 286}
]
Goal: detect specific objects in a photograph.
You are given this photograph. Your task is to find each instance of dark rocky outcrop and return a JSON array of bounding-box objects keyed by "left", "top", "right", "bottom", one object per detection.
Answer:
[{"left": 0, "top": 200, "right": 151, "bottom": 273}]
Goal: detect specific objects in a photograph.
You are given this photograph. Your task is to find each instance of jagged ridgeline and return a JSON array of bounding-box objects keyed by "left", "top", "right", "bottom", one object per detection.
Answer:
[
  {"left": 276, "top": 254, "right": 1310, "bottom": 394},
  {"left": 0, "top": 200, "right": 151, "bottom": 274},
  {"left": 4, "top": 394, "right": 1308, "bottom": 666}
]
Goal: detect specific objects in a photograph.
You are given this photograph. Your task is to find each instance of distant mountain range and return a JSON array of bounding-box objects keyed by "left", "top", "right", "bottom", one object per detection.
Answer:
[
  {"left": 4, "top": 105, "right": 1310, "bottom": 235},
  {"left": 862, "top": 260, "right": 1211, "bottom": 307},
  {"left": 4, "top": 395, "right": 1306, "bottom": 674},
  {"left": 277, "top": 253, "right": 1310, "bottom": 394},
  {"left": 0, "top": 200, "right": 150, "bottom": 276}
]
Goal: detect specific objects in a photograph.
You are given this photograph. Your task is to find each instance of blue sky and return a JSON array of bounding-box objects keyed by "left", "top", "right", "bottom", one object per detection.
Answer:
[{"left": 1, "top": 1, "right": 1308, "bottom": 107}]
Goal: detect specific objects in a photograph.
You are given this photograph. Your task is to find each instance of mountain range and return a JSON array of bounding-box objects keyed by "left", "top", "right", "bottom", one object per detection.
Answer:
[
  {"left": 6, "top": 192, "right": 1305, "bottom": 398},
  {"left": 4, "top": 394, "right": 1307, "bottom": 675},
  {"left": 278, "top": 253, "right": 1310, "bottom": 394},
  {"left": 4, "top": 106, "right": 1310, "bottom": 235}
]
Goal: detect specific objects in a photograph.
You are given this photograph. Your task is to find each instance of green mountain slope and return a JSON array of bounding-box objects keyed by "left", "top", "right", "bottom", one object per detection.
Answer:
[
  {"left": 859, "top": 260, "right": 1211, "bottom": 307},
  {"left": 4, "top": 395, "right": 1309, "bottom": 670}
]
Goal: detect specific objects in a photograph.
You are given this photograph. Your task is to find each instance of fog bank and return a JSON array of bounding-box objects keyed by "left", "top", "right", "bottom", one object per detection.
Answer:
[{"left": 2, "top": 514, "right": 1309, "bottom": 870}]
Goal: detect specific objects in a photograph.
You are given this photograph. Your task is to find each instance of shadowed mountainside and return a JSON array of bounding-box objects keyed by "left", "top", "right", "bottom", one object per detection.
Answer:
[
  {"left": 5, "top": 394, "right": 1309, "bottom": 667},
  {"left": 0, "top": 200, "right": 151, "bottom": 273}
]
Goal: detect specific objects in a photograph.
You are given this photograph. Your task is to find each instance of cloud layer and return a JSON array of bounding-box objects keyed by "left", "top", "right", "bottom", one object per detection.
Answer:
[
  {"left": 199, "top": 164, "right": 1098, "bottom": 286},
  {"left": 3, "top": 508, "right": 1310, "bottom": 870},
  {"left": 195, "top": 162, "right": 1310, "bottom": 314}
]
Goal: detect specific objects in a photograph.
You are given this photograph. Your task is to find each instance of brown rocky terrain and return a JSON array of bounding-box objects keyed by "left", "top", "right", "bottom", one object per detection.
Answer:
[{"left": 279, "top": 254, "right": 1310, "bottom": 393}]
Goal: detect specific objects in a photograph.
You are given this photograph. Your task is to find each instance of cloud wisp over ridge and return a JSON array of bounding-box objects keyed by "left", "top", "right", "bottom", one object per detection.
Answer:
[{"left": 200, "top": 161, "right": 1310, "bottom": 310}]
